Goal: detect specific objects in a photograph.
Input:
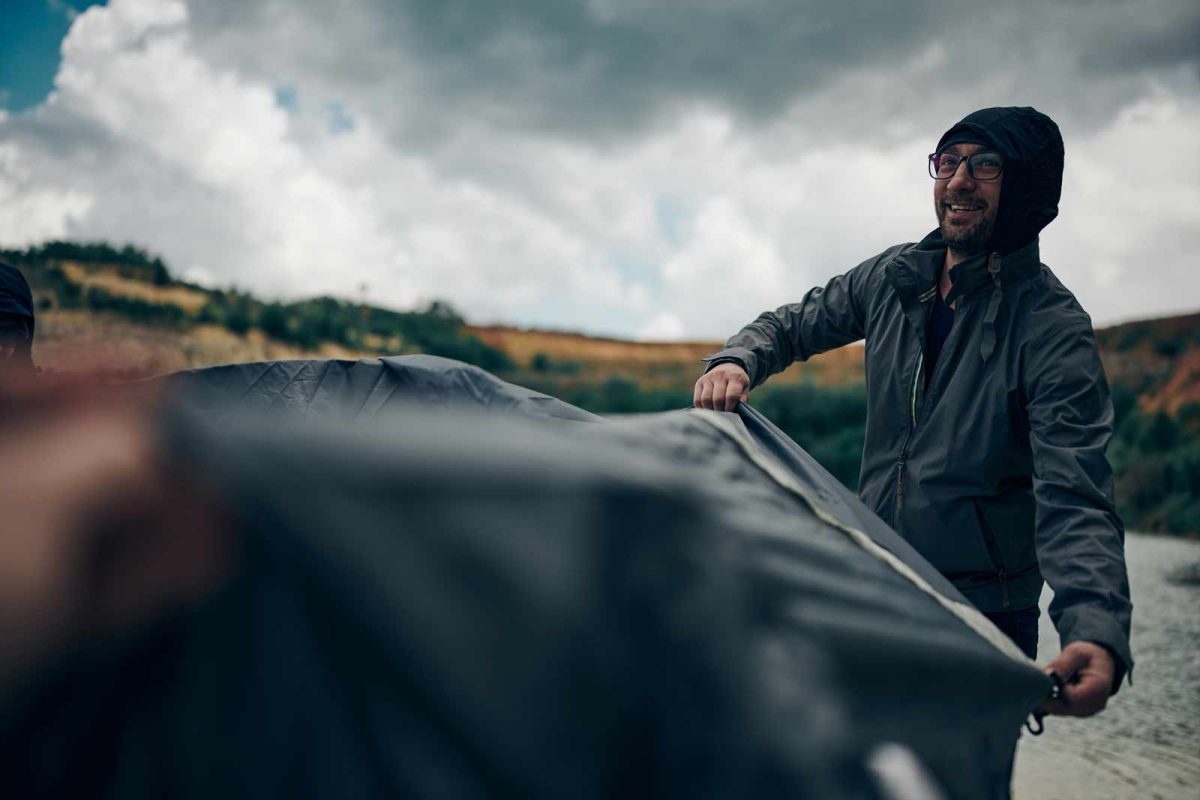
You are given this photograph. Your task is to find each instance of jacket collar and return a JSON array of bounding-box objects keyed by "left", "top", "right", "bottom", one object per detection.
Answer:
[
  {"left": 946, "top": 238, "right": 1042, "bottom": 305},
  {"left": 886, "top": 229, "right": 1042, "bottom": 307}
]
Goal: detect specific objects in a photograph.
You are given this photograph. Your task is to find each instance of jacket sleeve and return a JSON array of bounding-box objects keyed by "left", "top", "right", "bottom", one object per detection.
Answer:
[
  {"left": 701, "top": 252, "right": 886, "bottom": 388},
  {"left": 1025, "top": 322, "right": 1133, "bottom": 687}
]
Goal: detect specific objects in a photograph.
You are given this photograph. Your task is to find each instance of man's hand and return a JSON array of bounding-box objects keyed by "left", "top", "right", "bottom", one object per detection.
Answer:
[
  {"left": 0, "top": 378, "right": 233, "bottom": 688},
  {"left": 1039, "top": 641, "right": 1116, "bottom": 717},
  {"left": 693, "top": 363, "right": 750, "bottom": 411}
]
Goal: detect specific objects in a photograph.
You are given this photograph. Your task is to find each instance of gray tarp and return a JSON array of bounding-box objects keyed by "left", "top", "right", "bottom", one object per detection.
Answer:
[{"left": 2, "top": 355, "right": 1051, "bottom": 799}]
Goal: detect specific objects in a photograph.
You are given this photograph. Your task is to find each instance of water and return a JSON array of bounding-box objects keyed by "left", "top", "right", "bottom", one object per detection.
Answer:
[{"left": 1013, "top": 533, "right": 1200, "bottom": 800}]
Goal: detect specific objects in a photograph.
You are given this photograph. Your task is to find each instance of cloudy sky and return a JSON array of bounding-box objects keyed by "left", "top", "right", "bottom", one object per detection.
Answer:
[{"left": 1, "top": 0, "right": 1197, "bottom": 339}]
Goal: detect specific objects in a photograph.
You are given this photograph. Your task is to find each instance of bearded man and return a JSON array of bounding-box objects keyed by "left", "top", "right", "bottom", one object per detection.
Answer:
[{"left": 694, "top": 108, "right": 1132, "bottom": 729}]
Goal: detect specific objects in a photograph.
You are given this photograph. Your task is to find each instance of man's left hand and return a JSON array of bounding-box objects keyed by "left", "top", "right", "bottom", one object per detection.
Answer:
[{"left": 1039, "top": 641, "right": 1116, "bottom": 717}]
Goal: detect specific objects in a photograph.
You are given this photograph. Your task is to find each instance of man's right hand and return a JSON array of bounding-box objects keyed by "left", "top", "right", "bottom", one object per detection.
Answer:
[{"left": 693, "top": 363, "right": 751, "bottom": 411}]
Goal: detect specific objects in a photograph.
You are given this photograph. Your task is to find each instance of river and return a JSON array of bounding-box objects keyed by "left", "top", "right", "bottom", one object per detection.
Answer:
[{"left": 1012, "top": 532, "right": 1200, "bottom": 800}]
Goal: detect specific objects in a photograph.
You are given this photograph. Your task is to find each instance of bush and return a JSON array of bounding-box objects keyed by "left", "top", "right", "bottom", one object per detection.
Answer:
[
  {"left": 755, "top": 383, "right": 867, "bottom": 489},
  {"left": 84, "top": 287, "right": 185, "bottom": 325},
  {"left": 259, "top": 303, "right": 290, "bottom": 341},
  {"left": 529, "top": 352, "right": 581, "bottom": 375},
  {"left": 1154, "top": 338, "right": 1185, "bottom": 358},
  {"left": 225, "top": 304, "right": 252, "bottom": 335},
  {"left": 1111, "top": 401, "right": 1200, "bottom": 534}
]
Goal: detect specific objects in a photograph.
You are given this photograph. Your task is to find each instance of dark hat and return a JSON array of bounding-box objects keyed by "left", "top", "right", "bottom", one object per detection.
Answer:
[
  {"left": 936, "top": 106, "right": 1064, "bottom": 255},
  {"left": 0, "top": 260, "right": 35, "bottom": 335}
]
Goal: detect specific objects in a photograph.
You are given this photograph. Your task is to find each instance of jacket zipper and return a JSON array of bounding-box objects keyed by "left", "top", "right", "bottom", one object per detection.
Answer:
[
  {"left": 911, "top": 291, "right": 1013, "bottom": 607},
  {"left": 974, "top": 504, "right": 1012, "bottom": 608},
  {"left": 892, "top": 349, "right": 924, "bottom": 527},
  {"left": 895, "top": 288, "right": 967, "bottom": 524},
  {"left": 909, "top": 351, "right": 924, "bottom": 428}
]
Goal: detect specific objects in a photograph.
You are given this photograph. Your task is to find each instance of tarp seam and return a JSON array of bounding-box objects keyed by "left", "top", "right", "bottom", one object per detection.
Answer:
[
  {"left": 271, "top": 361, "right": 315, "bottom": 415},
  {"left": 305, "top": 360, "right": 336, "bottom": 419},
  {"left": 354, "top": 359, "right": 387, "bottom": 419},
  {"left": 234, "top": 362, "right": 278, "bottom": 402},
  {"left": 691, "top": 410, "right": 1036, "bottom": 666}
]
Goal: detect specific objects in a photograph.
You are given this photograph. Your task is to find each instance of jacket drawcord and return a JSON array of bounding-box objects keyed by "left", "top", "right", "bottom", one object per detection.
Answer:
[{"left": 980, "top": 253, "right": 1003, "bottom": 361}]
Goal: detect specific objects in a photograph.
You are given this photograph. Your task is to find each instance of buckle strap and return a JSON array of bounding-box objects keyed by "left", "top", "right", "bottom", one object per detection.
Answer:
[{"left": 979, "top": 253, "right": 1003, "bottom": 362}]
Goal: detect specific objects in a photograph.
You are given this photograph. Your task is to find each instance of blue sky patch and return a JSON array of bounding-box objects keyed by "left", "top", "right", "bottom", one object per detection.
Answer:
[
  {"left": 326, "top": 102, "right": 356, "bottom": 135},
  {"left": 0, "top": 1, "right": 107, "bottom": 111},
  {"left": 274, "top": 85, "right": 299, "bottom": 113}
]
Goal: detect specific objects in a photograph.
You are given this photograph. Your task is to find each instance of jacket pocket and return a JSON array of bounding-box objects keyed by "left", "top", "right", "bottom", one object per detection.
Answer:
[{"left": 971, "top": 496, "right": 1038, "bottom": 608}]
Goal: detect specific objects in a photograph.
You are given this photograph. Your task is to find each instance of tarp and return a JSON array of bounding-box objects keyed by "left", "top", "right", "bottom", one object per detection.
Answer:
[{"left": 2, "top": 355, "right": 1051, "bottom": 799}]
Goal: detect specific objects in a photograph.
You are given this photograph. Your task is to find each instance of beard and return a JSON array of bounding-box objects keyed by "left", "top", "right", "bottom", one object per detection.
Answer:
[{"left": 936, "top": 197, "right": 996, "bottom": 256}]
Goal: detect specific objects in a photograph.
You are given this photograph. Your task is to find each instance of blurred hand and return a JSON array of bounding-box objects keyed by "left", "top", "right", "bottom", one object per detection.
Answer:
[
  {"left": 0, "top": 379, "right": 232, "bottom": 687},
  {"left": 693, "top": 363, "right": 750, "bottom": 412},
  {"left": 1038, "top": 641, "right": 1116, "bottom": 717}
]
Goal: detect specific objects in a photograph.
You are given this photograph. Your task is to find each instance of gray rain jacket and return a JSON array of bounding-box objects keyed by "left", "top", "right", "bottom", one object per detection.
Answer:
[{"left": 705, "top": 107, "right": 1133, "bottom": 680}]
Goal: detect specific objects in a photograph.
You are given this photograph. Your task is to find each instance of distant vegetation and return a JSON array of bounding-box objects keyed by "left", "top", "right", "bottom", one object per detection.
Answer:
[
  {"left": 2, "top": 241, "right": 511, "bottom": 372},
  {"left": 15, "top": 241, "right": 172, "bottom": 285},
  {"left": 4, "top": 240, "right": 1197, "bottom": 535},
  {"left": 1109, "top": 387, "right": 1200, "bottom": 534}
]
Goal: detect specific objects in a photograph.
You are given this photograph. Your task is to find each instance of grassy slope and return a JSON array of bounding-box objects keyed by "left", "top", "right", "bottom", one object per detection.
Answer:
[
  {"left": 25, "top": 258, "right": 1196, "bottom": 411},
  {"left": 26, "top": 258, "right": 865, "bottom": 385},
  {"left": 470, "top": 325, "right": 865, "bottom": 389}
]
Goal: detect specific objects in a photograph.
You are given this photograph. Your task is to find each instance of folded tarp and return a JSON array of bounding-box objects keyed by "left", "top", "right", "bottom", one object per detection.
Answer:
[{"left": 2, "top": 355, "right": 1050, "bottom": 799}]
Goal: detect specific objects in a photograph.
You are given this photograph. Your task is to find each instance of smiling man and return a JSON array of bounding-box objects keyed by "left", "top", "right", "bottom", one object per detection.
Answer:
[{"left": 694, "top": 106, "right": 1133, "bottom": 789}]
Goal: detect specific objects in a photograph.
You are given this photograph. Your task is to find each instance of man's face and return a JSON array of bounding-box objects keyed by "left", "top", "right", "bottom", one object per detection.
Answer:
[{"left": 933, "top": 142, "right": 1002, "bottom": 256}]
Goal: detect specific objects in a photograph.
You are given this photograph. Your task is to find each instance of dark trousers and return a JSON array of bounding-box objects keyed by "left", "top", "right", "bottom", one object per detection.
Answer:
[{"left": 982, "top": 605, "right": 1040, "bottom": 659}]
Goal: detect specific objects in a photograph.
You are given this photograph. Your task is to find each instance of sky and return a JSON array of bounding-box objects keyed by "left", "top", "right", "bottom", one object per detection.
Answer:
[{"left": 1, "top": 0, "right": 1198, "bottom": 340}]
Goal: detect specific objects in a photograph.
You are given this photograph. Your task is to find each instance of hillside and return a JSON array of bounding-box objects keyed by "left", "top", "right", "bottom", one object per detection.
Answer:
[
  {"left": 470, "top": 325, "right": 865, "bottom": 389},
  {"left": 12, "top": 241, "right": 1192, "bottom": 409},
  {"left": 1095, "top": 312, "right": 1200, "bottom": 416},
  {"left": 4, "top": 241, "right": 1198, "bottom": 534}
]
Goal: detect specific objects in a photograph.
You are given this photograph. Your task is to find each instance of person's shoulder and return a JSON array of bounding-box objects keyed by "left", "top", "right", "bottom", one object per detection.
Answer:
[
  {"left": 848, "top": 242, "right": 915, "bottom": 285},
  {"left": 874, "top": 241, "right": 917, "bottom": 266},
  {"left": 1020, "top": 263, "right": 1096, "bottom": 348}
]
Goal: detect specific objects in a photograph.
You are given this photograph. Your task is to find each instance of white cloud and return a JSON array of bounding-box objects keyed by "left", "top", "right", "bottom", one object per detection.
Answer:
[
  {"left": 1044, "top": 87, "right": 1200, "bottom": 324},
  {"left": 637, "top": 311, "right": 687, "bottom": 341},
  {"left": 0, "top": 142, "right": 95, "bottom": 242},
  {"left": 0, "top": 0, "right": 1196, "bottom": 340}
]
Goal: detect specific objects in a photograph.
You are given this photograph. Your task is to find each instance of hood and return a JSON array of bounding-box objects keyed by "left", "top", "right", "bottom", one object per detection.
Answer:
[
  {"left": 936, "top": 106, "right": 1064, "bottom": 256},
  {"left": 0, "top": 261, "right": 35, "bottom": 336}
]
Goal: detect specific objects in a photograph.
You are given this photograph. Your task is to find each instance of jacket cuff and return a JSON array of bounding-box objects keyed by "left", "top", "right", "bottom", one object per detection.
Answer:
[
  {"left": 1056, "top": 604, "right": 1133, "bottom": 694},
  {"left": 700, "top": 348, "right": 757, "bottom": 385}
]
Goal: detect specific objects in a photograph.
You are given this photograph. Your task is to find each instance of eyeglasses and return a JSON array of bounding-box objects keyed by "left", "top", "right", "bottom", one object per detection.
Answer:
[{"left": 928, "top": 151, "right": 1004, "bottom": 181}]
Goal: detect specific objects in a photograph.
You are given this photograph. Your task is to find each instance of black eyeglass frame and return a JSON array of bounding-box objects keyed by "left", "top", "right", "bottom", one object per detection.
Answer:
[{"left": 927, "top": 151, "right": 1004, "bottom": 181}]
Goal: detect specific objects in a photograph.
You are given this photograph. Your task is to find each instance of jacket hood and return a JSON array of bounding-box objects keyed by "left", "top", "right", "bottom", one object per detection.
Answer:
[
  {"left": 0, "top": 261, "right": 35, "bottom": 335},
  {"left": 936, "top": 106, "right": 1064, "bottom": 256}
]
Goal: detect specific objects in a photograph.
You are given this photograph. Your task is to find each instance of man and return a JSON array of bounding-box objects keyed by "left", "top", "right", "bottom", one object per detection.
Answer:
[
  {"left": 0, "top": 261, "right": 37, "bottom": 377},
  {"left": 693, "top": 107, "right": 1132, "bottom": 721}
]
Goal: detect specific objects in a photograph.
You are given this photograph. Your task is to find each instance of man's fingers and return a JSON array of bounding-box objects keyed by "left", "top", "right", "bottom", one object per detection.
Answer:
[
  {"left": 694, "top": 365, "right": 750, "bottom": 411},
  {"left": 1046, "top": 647, "right": 1089, "bottom": 680},
  {"left": 1059, "top": 674, "right": 1109, "bottom": 717},
  {"left": 709, "top": 377, "right": 728, "bottom": 410},
  {"left": 723, "top": 377, "right": 745, "bottom": 411},
  {"left": 1041, "top": 674, "right": 1108, "bottom": 717},
  {"left": 1041, "top": 642, "right": 1115, "bottom": 717}
]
